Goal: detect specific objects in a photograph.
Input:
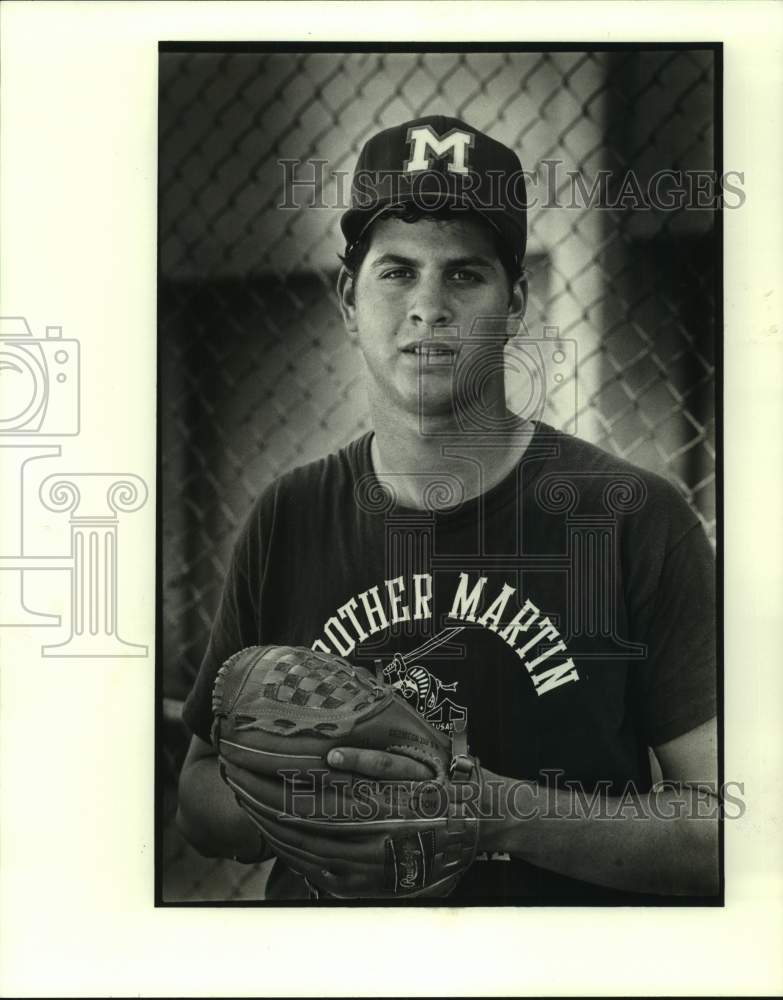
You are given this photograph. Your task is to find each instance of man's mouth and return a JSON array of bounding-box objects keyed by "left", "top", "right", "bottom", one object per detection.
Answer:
[{"left": 401, "top": 343, "right": 460, "bottom": 365}]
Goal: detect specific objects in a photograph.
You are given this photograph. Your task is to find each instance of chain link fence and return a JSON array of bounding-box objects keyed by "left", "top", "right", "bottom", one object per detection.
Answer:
[{"left": 158, "top": 47, "right": 717, "bottom": 902}]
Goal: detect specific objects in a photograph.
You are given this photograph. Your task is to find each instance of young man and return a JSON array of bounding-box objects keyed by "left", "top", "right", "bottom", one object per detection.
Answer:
[{"left": 177, "top": 116, "right": 718, "bottom": 902}]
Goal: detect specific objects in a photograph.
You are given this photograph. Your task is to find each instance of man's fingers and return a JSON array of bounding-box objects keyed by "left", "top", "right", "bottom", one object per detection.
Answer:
[{"left": 327, "top": 747, "right": 434, "bottom": 781}]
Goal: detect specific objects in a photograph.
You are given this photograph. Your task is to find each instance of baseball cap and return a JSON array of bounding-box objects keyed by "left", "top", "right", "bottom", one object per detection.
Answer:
[{"left": 340, "top": 115, "right": 527, "bottom": 264}]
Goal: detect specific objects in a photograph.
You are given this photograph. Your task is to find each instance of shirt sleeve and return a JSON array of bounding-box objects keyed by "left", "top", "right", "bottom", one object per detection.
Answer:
[
  {"left": 633, "top": 506, "right": 717, "bottom": 748},
  {"left": 181, "top": 482, "right": 277, "bottom": 743}
]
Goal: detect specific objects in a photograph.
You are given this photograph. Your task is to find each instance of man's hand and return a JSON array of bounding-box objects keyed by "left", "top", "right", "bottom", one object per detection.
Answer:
[
  {"left": 326, "top": 747, "right": 433, "bottom": 781},
  {"left": 327, "top": 746, "right": 502, "bottom": 854}
]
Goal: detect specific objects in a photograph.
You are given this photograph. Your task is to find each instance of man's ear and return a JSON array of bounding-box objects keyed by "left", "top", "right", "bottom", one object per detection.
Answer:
[
  {"left": 337, "top": 266, "right": 358, "bottom": 333},
  {"left": 508, "top": 270, "right": 528, "bottom": 319}
]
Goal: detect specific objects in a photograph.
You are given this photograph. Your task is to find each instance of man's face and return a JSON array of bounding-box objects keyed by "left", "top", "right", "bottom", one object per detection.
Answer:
[{"left": 338, "top": 214, "right": 525, "bottom": 419}]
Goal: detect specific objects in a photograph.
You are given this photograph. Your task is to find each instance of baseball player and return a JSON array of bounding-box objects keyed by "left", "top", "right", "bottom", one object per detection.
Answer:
[{"left": 177, "top": 116, "right": 718, "bottom": 901}]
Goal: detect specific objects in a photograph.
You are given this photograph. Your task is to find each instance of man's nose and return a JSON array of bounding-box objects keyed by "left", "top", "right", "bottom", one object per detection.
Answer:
[{"left": 408, "top": 277, "right": 453, "bottom": 327}]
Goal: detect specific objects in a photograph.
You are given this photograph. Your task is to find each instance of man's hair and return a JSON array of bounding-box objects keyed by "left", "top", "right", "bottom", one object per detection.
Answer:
[{"left": 339, "top": 204, "right": 525, "bottom": 291}]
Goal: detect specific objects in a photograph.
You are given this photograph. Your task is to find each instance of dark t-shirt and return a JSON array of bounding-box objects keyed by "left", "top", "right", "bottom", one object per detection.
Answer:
[{"left": 183, "top": 421, "right": 716, "bottom": 902}]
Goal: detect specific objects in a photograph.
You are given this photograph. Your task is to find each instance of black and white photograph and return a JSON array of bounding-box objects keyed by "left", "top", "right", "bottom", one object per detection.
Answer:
[
  {"left": 2, "top": 2, "right": 782, "bottom": 996},
  {"left": 160, "top": 43, "right": 722, "bottom": 906}
]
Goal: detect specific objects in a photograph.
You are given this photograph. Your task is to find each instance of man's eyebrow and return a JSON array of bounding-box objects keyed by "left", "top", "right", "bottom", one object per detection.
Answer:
[{"left": 369, "top": 253, "right": 497, "bottom": 269}]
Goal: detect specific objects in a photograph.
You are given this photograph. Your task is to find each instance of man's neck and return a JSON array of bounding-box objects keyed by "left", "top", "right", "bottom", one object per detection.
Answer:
[{"left": 369, "top": 404, "right": 535, "bottom": 509}]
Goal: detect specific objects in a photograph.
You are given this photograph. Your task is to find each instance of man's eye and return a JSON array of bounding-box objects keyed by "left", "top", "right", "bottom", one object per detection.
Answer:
[
  {"left": 380, "top": 268, "right": 414, "bottom": 280},
  {"left": 450, "top": 270, "right": 483, "bottom": 283}
]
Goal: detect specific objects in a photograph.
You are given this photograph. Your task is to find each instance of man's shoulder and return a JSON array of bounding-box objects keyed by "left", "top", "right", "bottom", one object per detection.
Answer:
[
  {"left": 536, "top": 423, "right": 699, "bottom": 528},
  {"left": 258, "top": 432, "right": 372, "bottom": 506},
  {"left": 540, "top": 423, "right": 678, "bottom": 485}
]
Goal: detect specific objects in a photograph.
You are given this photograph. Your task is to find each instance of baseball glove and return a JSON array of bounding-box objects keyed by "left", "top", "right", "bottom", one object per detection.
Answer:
[{"left": 211, "top": 644, "right": 483, "bottom": 899}]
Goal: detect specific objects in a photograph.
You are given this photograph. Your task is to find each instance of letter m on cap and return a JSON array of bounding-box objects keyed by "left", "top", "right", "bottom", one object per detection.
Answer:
[{"left": 404, "top": 125, "right": 474, "bottom": 175}]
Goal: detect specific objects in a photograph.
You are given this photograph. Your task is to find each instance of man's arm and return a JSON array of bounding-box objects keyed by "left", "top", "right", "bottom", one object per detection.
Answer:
[
  {"left": 176, "top": 734, "right": 271, "bottom": 863},
  {"left": 327, "top": 716, "right": 719, "bottom": 896},
  {"left": 176, "top": 486, "right": 275, "bottom": 863},
  {"left": 479, "top": 716, "right": 719, "bottom": 895}
]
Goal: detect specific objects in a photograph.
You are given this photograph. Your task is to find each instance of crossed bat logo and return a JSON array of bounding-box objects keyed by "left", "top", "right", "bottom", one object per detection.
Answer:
[{"left": 381, "top": 626, "right": 468, "bottom": 730}]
